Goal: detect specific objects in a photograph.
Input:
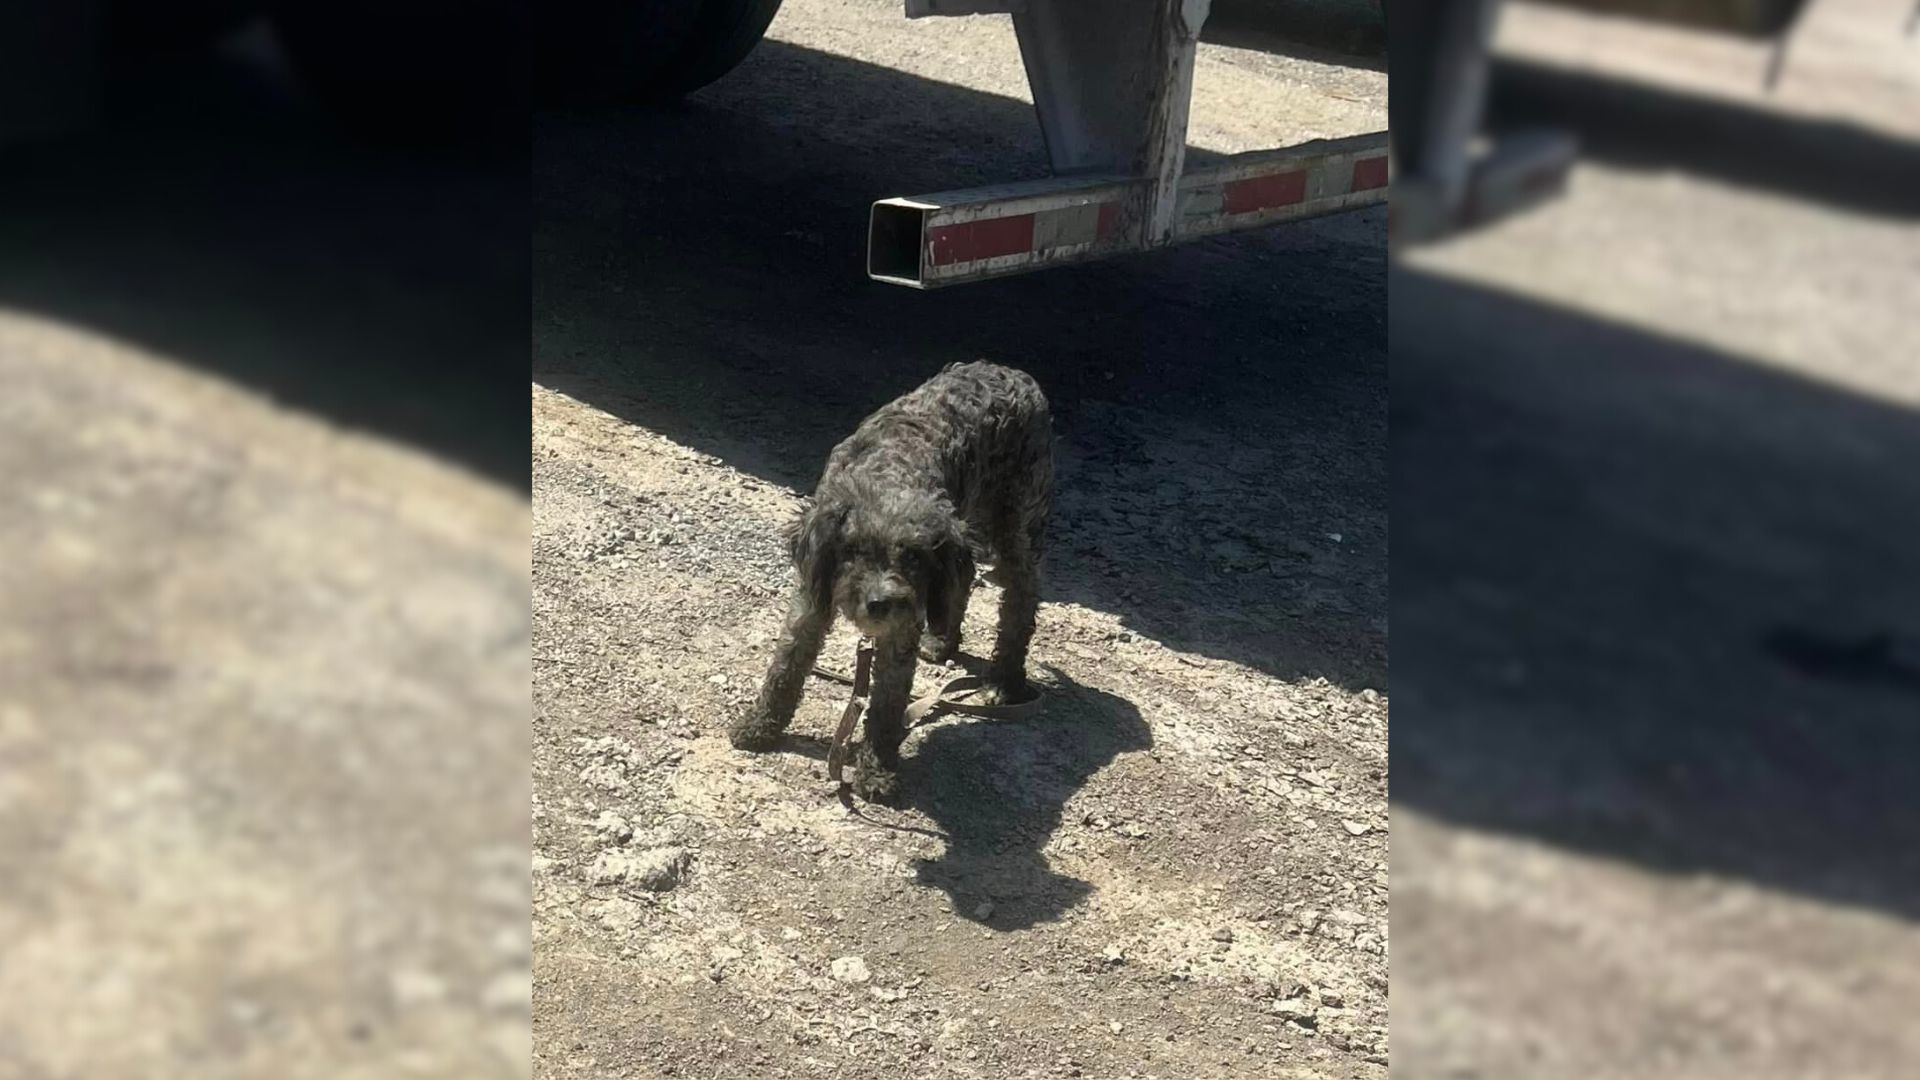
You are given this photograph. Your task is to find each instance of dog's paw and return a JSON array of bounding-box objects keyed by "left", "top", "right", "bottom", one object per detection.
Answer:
[
  {"left": 852, "top": 766, "right": 901, "bottom": 805},
  {"left": 918, "top": 631, "right": 959, "bottom": 665},
  {"left": 975, "top": 674, "right": 1031, "bottom": 707},
  {"left": 850, "top": 744, "right": 902, "bottom": 805},
  {"left": 727, "top": 710, "right": 784, "bottom": 751}
]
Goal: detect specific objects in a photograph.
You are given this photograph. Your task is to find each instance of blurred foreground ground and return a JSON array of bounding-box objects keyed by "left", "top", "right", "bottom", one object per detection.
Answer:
[
  {"left": 1393, "top": 0, "right": 1920, "bottom": 1076},
  {"left": 0, "top": 26, "right": 530, "bottom": 1080}
]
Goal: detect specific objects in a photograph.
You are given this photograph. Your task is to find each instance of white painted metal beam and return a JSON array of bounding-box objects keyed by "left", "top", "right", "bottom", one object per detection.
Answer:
[{"left": 869, "top": 132, "right": 1389, "bottom": 288}]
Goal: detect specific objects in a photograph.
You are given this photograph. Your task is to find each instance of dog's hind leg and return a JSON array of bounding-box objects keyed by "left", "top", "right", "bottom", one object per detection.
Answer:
[
  {"left": 730, "top": 591, "right": 831, "bottom": 750},
  {"left": 984, "top": 521, "right": 1042, "bottom": 704},
  {"left": 852, "top": 634, "right": 917, "bottom": 803},
  {"left": 982, "top": 415, "right": 1052, "bottom": 702}
]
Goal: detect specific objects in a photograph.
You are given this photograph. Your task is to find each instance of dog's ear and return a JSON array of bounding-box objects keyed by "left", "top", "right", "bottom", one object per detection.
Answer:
[
  {"left": 927, "top": 515, "right": 976, "bottom": 636},
  {"left": 785, "top": 498, "right": 845, "bottom": 611}
]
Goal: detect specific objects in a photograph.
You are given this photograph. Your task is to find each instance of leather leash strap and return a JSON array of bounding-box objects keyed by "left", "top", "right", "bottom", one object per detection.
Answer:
[
  {"left": 903, "top": 673, "right": 1042, "bottom": 724},
  {"left": 824, "top": 644, "right": 873, "bottom": 787},
  {"left": 815, "top": 644, "right": 1044, "bottom": 796}
]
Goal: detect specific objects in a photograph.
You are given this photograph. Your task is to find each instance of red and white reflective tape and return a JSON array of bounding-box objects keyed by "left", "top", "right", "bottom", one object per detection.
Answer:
[
  {"left": 1178, "top": 135, "right": 1390, "bottom": 241},
  {"left": 926, "top": 200, "right": 1128, "bottom": 268},
  {"left": 870, "top": 131, "right": 1389, "bottom": 288},
  {"left": 870, "top": 175, "right": 1141, "bottom": 286}
]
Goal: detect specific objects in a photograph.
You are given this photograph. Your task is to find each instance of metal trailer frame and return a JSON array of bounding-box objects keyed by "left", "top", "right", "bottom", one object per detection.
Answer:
[
  {"left": 868, "top": 0, "right": 1390, "bottom": 288},
  {"left": 1387, "top": 0, "right": 1577, "bottom": 244}
]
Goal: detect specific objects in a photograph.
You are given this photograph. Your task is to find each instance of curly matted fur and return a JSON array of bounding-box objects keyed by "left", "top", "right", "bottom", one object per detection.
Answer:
[{"left": 729, "top": 361, "right": 1054, "bottom": 802}]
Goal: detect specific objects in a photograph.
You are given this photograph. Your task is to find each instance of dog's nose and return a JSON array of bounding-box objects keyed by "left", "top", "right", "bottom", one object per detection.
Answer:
[{"left": 864, "top": 596, "right": 900, "bottom": 618}]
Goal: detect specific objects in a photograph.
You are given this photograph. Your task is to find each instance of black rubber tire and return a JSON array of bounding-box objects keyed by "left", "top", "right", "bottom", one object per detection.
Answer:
[
  {"left": 268, "top": 0, "right": 528, "bottom": 144},
  {"left": 534, "top": 0, "right": 702, "bottom": 106},
  {"left": 105, "top": 0, "right": 263, "bottom": 65},
  {"left": 659, "top": 0, "right": 785, "bottom": 95},
  {"left": 533, "top": 0, "right": 783, "bottom": 106}
]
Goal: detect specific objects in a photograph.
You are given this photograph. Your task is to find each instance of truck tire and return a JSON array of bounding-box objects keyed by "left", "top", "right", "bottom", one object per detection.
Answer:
[
  {"left": 105, "top": 0, "right": 261, "bottom": 66},
  {"left": 662, "top": 0, "right": 786, "bottom": 95},
  {"left": 268, "top": 0, "right": 527, "bottom": 142},
  {"left": 533, "top": 0, "right": 784, "bottom": 106}
]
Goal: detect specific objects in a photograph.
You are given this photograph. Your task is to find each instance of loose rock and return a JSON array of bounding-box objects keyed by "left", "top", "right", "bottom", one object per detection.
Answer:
[
  {"left": 588, "top": 846, "right": 689, "bottom": 891},
  {"left": 830, "top": 956, "right": 872, "bottom": 985}
]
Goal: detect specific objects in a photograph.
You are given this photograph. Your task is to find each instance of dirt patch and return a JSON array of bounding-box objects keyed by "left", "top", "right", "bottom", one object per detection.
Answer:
[{"left": 531, "top": 378, "right": 1386, "bottom": 1080}]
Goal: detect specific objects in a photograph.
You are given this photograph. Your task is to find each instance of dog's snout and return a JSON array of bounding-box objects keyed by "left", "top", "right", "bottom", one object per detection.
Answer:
[{"left": 862, "top": 578, "right": 915, "bottom": 618}]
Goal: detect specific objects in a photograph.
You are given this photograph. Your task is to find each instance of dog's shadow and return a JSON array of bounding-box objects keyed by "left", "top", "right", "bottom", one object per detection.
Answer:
[{"left": 894, "top": 664, "right": 1151, "bottom": 931}]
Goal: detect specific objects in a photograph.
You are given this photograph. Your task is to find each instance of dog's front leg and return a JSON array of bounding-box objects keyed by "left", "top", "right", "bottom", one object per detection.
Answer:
[
  {"left": 851, "top": 634, "right": 917, "bottom": 803},
  {"left": 921, "top": 580, "right": 969, "bottom": 665},
  {"left": 730, "top": 591, "right": 831, "bottom": 750}
]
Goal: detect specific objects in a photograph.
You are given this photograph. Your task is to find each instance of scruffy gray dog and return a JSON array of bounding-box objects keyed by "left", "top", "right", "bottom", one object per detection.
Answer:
[{"left": 729, "top": 361, "right": 1053, "bottom": 803}]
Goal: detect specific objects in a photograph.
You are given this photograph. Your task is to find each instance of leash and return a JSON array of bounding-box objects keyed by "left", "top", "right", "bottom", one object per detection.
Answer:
[
  {"left": 812, "top": 641, "right": 1043, "bottom": 803},
  {"left": 821, "top": 644, "right": 873, "bottom": 790}
]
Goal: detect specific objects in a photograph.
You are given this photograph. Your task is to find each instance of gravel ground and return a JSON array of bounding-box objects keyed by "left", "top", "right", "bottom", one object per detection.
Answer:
[{"left": 531, "top": 2, "right": 1388, "bottom": 1077}]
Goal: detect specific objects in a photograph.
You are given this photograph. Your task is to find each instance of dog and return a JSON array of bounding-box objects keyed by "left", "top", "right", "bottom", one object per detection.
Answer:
[{"left": 729, "top": 361, "right": 1054, "bottom": 803}]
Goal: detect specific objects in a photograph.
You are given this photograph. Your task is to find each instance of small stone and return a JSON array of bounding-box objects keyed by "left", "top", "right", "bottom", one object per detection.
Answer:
[
  {"left": 389, "top": 968, "right": 447, "bottom": 1007},
  {"left": 1101, "top": 945, "right": 1125, "bottom": 964},
  {"left": 1341, "top": 820, "right": 1370, "bottom": 836},
  {"left": 493, "top": 927, "right": 529, "bottom": 961},
  {"left": 1211, "top": 927, "right": 1235, "bottom": 943},
  {"left": 1269, "top": 978, "right": 1310, "bottom": 1000},
  {"left": 483, "top": 970, "right": 531, "bottom": 1013},
  {"left": 594, "top": 811, "right": 633, "bottom": 843},
  {"left": 830, "top": 956, "right": 872, "bottom": 985},
  {"left": 578, "top": 763, "right": 628, "bottom": 793},
  {"left": 973, "top": 901, "right": 996, "bottom": 920},
  {"left": 588, "top": 846, "right": 688, "bottom": 890},
  {"left": 227, "top": 998, "right": 268, "bottom": 1028},
  {"left": 1272, "top": 999, "right": 1318, "bottom": 1027}
]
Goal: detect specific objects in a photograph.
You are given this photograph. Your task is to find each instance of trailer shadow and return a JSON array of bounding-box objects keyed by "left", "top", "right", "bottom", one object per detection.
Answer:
[
  {"left": 1487, "top": 58, "right": 1920, "bottom": 221},
  {"left": 534, "top": 39, "right": 1388, "bottom": 691},
  {"left": 1392, "top": 265, "right": 1920, "bottom": 923},
  {"left": 0, "top": 25, "right": 530, "bottom": 490}
]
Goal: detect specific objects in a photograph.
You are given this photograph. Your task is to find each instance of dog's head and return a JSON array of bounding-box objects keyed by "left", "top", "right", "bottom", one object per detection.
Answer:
[{"left": 788, "top": 478, "right": 973, "bottom": 641}]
